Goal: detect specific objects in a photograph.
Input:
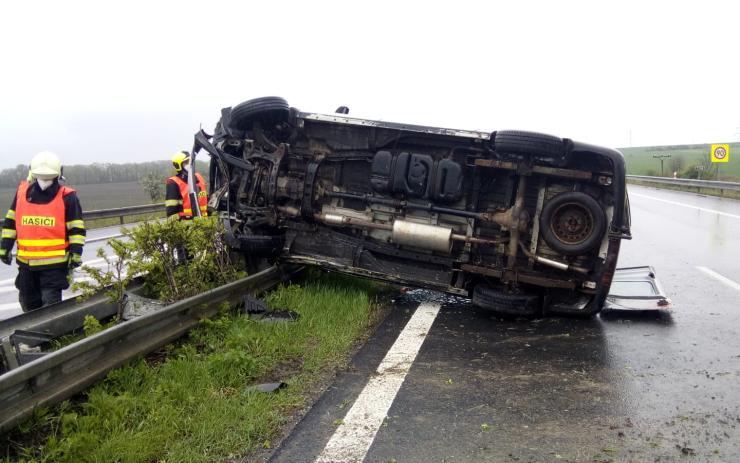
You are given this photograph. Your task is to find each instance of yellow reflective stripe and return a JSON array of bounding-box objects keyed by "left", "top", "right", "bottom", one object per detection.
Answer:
[
  {"left": 0, "top": 249, "right": 6, "bottom": 256},
  {"left": 5, "top": 210, "right": 15, "bottom": 220},
  {"left": 68, "top": 234, "right": 86, "bottom": 245},
  {"left": 1, "top": 229, "right": 16, "bottom": 239},
  {"left": 165, "top": 199, "right": 183, "bottom": 206},
  {"left": 17, "top": 249, "right": 67, "bottom": 257},
  {"left": 17, "top": 254, "right": 69, "bottom": 266},
  {"left": 17, "top": 238, "right": 66, "bottom": 247},
  {"left": 66, "top": 220, "right": 85, "bottom": 230},
  {"left": 182, "top": 208, "right": 193, "bottom": 215}
]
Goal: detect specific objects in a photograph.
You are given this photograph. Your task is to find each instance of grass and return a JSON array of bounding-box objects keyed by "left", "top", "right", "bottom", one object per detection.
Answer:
[
  {"left": 1, "top": 272, "right": 390, "bottom": 463},
  {"left": 619, "top": 142, "right": 740, "bottom": 180}
]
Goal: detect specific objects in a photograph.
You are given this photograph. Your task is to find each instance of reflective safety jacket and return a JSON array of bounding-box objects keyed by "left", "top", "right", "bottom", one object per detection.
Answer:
[
  {"left": 15, "top": 181, "right": 74, "bottom": 266},
  {"left": 1, "top": 180, "right": 85, "bottom": 270},
  {"left": 166, "top": 173, "right": 208, "bottom": 219}
]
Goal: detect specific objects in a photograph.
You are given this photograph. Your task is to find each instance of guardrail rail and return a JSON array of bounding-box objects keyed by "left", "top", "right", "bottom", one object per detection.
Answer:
[
  {"left": 627, "top": 175, "right": 740, "bottom": 192},
  {"left": 0, "top": 265, "right": 301, "bottom": 433}
]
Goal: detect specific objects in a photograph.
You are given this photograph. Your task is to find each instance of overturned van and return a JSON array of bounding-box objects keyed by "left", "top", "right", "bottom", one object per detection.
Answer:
[{"left": 193, "top": 97, "right": 633, "bottom": 316}]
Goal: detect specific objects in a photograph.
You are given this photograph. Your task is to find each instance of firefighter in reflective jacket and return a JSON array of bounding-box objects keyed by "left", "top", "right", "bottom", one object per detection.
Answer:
[
  {"left": 165, "top": 151, "right": 208, "bottom": 220},
  {"left": 0, "top": 152, "right": 85, "bottom": 312}
]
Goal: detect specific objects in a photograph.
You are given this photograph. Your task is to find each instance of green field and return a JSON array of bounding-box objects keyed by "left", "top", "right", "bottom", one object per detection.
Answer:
[
  {"left": 0, "top": 181, "right": 155, "bottom": 216},
  {"left": 619, "top": 142, "right": 740, "bottom": 181}
]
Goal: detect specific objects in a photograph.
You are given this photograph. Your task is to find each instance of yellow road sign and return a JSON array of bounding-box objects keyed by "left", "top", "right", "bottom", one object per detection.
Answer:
[{"left": 711, "top": 144, "right": 730, "bottom": 163}]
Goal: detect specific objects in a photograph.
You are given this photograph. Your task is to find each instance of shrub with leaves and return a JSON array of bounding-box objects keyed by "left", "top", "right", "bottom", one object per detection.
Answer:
[
  {"left": 128, "top": 217, "right": 242, "bottom": 302},
  {"left": 73, "top": 238, "right": 137, "bottom": 319},
  {"left": 75, "top": 217, "right": 242, "bottom": 315},
  {"left": 82, "top": 315, "right": 103, "bottom": 337}
]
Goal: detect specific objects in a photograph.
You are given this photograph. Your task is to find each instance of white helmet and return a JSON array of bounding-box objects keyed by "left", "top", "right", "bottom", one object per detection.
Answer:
[{"left": 30, "top": 151, "right": 62, "bottom": 179}]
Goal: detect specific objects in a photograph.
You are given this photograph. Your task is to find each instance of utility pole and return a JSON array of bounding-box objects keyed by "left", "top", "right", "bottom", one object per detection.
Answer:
[{"left": 652, "top": 153, "right": 671, "bottom": 177}]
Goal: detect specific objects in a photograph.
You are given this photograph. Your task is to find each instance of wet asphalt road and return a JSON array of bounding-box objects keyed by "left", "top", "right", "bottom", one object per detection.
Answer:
[{"left": 271, "top": 185, "right": 740, "bottom": 463}]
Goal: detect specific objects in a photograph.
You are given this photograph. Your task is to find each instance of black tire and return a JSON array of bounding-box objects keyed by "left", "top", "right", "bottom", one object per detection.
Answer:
[
  {"left": 237, "top": 233, "right": 285, "bottom": 257},
  {"left": 472, "top": 284, "right": 542, "bottom": 316},
  {"left": 543, "top": 293, "right": 600, "bottom": 318},
  {"left": 539, "top": 191, "right": 607, "bottom": 256},
  {"left": 491, "top": 130, "right": 571, "bottom": 159},
  {"left": 221, "top": 217, "right": 284, "bottom": 257},
  {"left": 229, "top": 96, "right": 290, "bottom": 131}
]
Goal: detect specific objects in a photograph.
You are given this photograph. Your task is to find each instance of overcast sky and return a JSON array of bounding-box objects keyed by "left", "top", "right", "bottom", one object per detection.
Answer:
[{"left": 1, "top": 0, "right": 739, "bottom": 169}]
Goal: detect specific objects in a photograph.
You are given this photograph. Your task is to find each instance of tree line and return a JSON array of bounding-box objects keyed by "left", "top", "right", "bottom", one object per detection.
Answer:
[{"left": 0, "top": 160, "right": 210, "bottom": 189}]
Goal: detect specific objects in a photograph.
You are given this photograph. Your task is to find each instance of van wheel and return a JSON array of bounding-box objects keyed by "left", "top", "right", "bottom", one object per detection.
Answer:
[
  {"left": 472, "top": 284, "right": 542, "bottom": 317},
  {"left": 543, "top": 292, "right": 601, "bottom": 318},
  {"left": 491, "top": 130, "right": 571, "bottom": 160},
  {"left": 539, "top": 191, "right": 607, "bottom": 256},
  {"left": 229, "top": 96, "right": 290, "bottom": 131}
]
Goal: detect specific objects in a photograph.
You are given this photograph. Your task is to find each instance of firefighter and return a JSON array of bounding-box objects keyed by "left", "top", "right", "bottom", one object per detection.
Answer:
[
  {"left": 0, "top": 151, "right": 85, "bottom": 311},
  {"left": 165, "top": 151, "right": 208, "bottom": 220}
]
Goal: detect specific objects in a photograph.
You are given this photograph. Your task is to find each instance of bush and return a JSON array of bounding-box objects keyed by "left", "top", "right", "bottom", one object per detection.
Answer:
[{"left": 75, "top": 217, "right": 243, "bottom": 311}]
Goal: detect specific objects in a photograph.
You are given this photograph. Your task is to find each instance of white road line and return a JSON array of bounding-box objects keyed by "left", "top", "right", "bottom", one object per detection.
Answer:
[
  {"left": 0, "top": 309, "right": 22, "bottom": 320},
  {"left": 0, "top": 302, "right": 21, "bottom": 311},
  {"left": 630, "top": 192, "right": 740, "bottom": 220},
  {"left": 696, "top": 266, "right": 740, "bottom": 292},
  {"left": 315, "top": 302, "right": 441, "bottom": 463},
  {"left": 0, "top": 277, "right": 94, "bottom": 293},
  {"left": 0, "top": 257, "right": 117, "bottom": 286},
  {"left": 86, "top": 233, "right": 124, "bottom": 244}
]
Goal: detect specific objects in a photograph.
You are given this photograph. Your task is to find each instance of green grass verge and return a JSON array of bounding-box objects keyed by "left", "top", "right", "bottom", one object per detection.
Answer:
[{"left": 1, "top": 272, "right": 390, "bottom": 463}]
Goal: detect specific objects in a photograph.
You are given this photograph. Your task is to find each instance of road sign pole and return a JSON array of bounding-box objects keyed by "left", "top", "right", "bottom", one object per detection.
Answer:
[{"left": 653, "top": 153, "right": 671, "bottom": 177}]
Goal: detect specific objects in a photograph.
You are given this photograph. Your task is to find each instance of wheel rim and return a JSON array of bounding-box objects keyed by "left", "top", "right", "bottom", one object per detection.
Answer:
[{"left": 549, "top": 202, "right": 594, "bottom": 245}]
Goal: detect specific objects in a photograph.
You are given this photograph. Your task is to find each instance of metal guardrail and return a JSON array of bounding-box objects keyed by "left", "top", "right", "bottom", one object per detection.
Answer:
[
  {"left": 0, "top": 278, "right": 147, "bottom": 373},
  {"left": 83, "top": 203, "right": 164, "bottom": 224},
  {"left": 0, "top": 265, "right": 301, "bottom": 433},
  {"left": 627, "top": 175, "right": 740, "bottom": 191},
  {"left": 1, "top": 203, "right": 165, "bottom": 229}
]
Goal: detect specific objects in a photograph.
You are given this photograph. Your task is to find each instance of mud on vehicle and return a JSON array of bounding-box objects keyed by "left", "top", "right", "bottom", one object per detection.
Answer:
[{"left": 192, "top": 96, "right": 632, "bottom": 317}]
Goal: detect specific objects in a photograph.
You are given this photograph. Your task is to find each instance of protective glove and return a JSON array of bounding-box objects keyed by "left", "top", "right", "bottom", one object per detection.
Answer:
[
  {"left": 0, "top": 251, "right": 11, "bottom": 266},
  {"left": 68, "top": 253, "right": 82, "bottom": 269}
]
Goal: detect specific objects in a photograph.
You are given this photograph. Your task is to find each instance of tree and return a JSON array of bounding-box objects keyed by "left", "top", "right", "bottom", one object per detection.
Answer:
[{"left": 139, "top": 173, "right": 165, "bottom": 202}]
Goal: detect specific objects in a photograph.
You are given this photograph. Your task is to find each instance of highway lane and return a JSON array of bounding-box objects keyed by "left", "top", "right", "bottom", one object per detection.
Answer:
[
  {"left": 0, "top": 224, "right": 125, "bottom": 320},
  {"left": 271, "top": 185, "right": 740, "bottom": 463}
]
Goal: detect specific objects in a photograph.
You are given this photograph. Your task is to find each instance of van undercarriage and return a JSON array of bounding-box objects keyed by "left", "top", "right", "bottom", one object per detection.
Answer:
[{"left": 194, "top": 97, "right": 632, "bottom": 316}]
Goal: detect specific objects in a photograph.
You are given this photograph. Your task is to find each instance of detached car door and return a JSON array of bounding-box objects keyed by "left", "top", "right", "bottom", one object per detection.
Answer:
[{"left": 604, "top": 266, "right": 671, "bottom": 311}]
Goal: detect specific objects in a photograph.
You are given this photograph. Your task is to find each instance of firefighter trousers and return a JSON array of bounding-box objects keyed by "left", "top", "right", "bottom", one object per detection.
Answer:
[{"left": 15, "top": 267, "right": 70, "bottom": 312}]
